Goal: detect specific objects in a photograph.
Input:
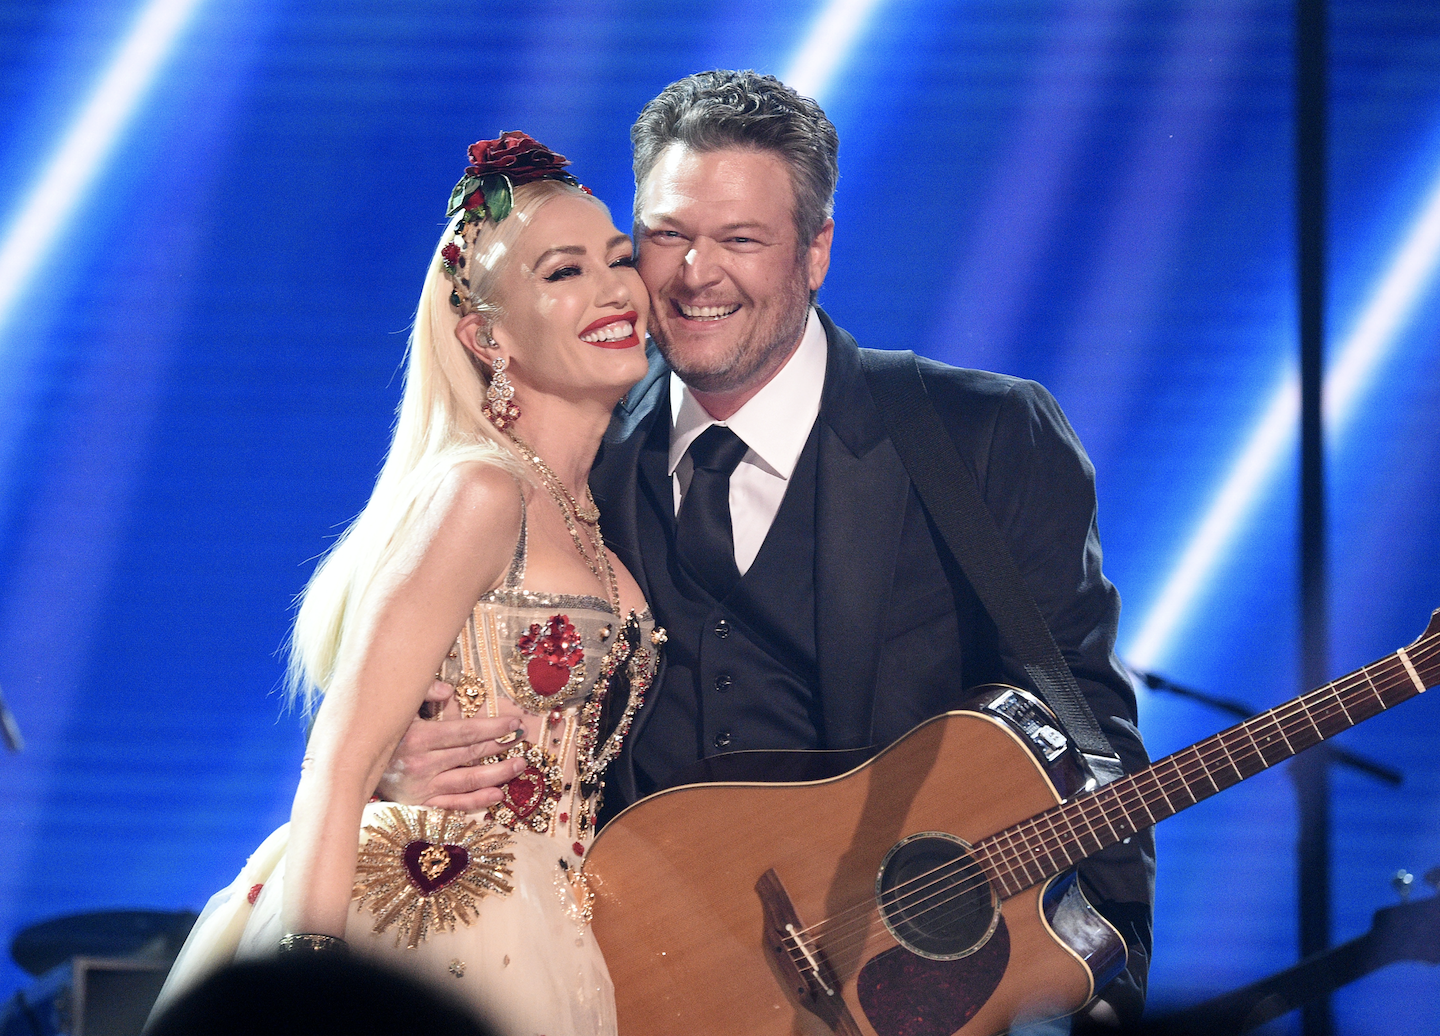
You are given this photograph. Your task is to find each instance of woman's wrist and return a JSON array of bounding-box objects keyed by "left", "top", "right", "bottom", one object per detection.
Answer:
[{"left": 277, "top": 932, "right": 348, "bottom": 954}]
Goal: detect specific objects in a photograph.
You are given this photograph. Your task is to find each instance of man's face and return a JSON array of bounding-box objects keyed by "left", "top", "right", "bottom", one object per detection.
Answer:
[{"left": 635, "top": 144, "right": 832, "bottom": 399}]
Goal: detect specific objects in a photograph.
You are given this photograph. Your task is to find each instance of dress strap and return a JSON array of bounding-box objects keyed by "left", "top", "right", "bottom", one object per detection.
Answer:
[{"left": 501, "top": 489, "right": 527, "bottom": 590}]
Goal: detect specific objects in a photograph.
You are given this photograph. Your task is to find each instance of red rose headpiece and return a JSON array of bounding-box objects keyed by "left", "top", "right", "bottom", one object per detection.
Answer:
[
  {"left": 440, "top": 132, "right": 591, "bottom": 312},
  {"left": 445, "top": 131, "right": 582, "bottom": 224}
]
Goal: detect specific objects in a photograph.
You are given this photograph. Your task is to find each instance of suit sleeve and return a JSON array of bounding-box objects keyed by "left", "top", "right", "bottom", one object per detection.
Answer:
[{"left": 944, "top": 372, "right": 1156, "bottom": 1025}]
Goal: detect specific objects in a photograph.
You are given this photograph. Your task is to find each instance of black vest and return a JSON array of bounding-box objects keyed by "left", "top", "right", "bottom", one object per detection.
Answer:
[{"left": 629, "top": 413, "right": 824, "bottom": 799}]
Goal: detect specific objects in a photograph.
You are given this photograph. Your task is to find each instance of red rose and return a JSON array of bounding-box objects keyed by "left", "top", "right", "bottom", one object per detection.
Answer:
[
  {"left": 464, "top": 131, "right": 571, "bottom": 184},
  {"left": 440, "top": 243, "right": 461, "bottom": 267},
  {"left": 464, "top": 189, "right": 485, "bottom": 212}
]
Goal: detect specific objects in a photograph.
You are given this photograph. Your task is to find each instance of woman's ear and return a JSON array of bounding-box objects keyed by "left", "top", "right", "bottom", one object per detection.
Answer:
[{"left": 455, "top": 313, "right": 499, "bottom": 366}]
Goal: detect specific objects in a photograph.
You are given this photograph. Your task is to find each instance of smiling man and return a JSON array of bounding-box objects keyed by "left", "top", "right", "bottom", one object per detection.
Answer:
[
  {"left": 634, "top": 143, "right": 829, "bottom": 417},
  {"left": 590, "top": 70, "right": 1156, "bottom": 1032}
]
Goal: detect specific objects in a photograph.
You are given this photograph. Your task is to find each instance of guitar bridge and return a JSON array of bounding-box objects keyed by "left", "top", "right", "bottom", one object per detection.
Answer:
[{"left": 756, "top": 868, "right": 862, "bottom": 1036}]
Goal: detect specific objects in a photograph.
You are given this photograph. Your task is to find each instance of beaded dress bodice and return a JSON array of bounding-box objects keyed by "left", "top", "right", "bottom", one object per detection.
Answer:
[{"left": 435, "top": 497, "right": 660, "bottom": 852}]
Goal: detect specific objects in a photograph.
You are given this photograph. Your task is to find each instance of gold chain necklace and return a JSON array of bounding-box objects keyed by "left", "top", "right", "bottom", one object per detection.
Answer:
[
  {"left": 510, "top": 435, "right": 600, "bottom": 524},
  {"left": 508, "top": 431, "right": 620, "bottom": 615}
]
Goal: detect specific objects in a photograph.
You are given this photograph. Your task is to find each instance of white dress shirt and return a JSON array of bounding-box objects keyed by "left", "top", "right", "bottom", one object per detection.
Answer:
[{"left": 668, "top": 308, "right": 828, "bottom": 576}]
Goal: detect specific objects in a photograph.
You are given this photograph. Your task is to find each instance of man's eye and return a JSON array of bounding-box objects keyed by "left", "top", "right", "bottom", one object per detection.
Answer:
[{"left": 544, "top": 265, "right": 582, "bottom": 282}]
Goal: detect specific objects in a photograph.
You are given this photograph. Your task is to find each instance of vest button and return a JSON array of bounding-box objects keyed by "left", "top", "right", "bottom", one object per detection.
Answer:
[
  {"left": 714, "top": 673, "right": 732, "bottom": 693},
  {"left": 713, "top": 619, "right": 730, "bottom": 638},
  {"left": 714, "top": 730, "right": 732, "bottom": 749}
]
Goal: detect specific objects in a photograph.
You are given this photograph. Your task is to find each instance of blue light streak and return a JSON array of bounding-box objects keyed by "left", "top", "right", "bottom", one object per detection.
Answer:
[
  {"left": 1125, "top": 158, "right": 1440, "bottom": 671},
  {"left": 0, "top": 0, "right": 204, "bottom": 345},
  {"left": 783, "top": 0, "right": 888, "bottom": 104}
]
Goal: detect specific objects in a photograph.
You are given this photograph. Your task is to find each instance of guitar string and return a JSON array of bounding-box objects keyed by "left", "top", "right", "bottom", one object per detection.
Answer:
[
  {"left": 780, "top": 636, "right": 1440, "bottom": 966},
  {"left": 974, "top": 634, "right": 1440, "bottom": 897},
  {"left": 784, "top": 642, "right": 1435, "bottom": 962},
  {"left": 777, "top": 635, "right": 1438, "bottom": 968},
  {"left": 928, "top": 636, "right": 1438, "bottom": 930},
  {"left": 852, "top": 648, "right": 1428, "bottom": 922},
  {"left": 784, "top": 638, "right": 1440, "bottom": 970}
]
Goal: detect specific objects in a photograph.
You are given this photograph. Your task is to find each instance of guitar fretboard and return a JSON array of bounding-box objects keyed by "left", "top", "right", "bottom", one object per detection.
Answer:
[{"left": 975, "top": 624, "right": 1440, "bottom": 900}]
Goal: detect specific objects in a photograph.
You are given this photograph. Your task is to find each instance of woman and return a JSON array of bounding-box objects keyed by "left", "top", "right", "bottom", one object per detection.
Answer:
[{"left": 151, "top": 133, "right": 657, "bottom": 1036}]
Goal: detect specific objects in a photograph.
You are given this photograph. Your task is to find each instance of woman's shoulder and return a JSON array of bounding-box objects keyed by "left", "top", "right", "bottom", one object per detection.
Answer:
[
  {"left": 431, "top": 459, "right": 524, "bottom": 542},
  {"left": 382, "top": 458, "right": 526, "bottom": 602}
]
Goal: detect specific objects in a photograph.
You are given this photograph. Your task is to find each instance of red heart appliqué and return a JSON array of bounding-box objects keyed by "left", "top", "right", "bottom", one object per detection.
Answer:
[
  {"left": 516, "top": 616, "right": 583, "bottom": 698},
  {"left": 503, "top": 764, "right": 546, "bottom": 818},
  {"left": 402, "top": 841, "right": 469, "bottom": 896},
  {"left": 526, "top": 657, "right": 570, "bottom": 696}
]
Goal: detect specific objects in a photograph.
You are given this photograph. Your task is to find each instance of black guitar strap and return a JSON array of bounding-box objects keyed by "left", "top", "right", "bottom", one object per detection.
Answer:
[{"left": 859, "top": 349, "right": 1123, "bottom": 785}]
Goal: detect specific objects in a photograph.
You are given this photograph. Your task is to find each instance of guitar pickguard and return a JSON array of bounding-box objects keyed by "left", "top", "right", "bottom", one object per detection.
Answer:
[{"left": 857, "top": 917, "right": 1010, "bottom": 1036}]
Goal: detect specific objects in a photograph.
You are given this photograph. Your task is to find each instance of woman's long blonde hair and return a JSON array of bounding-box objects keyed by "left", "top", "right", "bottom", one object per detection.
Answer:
[{"left": 286, "top": 179, "right": 591, "bottom": 713}]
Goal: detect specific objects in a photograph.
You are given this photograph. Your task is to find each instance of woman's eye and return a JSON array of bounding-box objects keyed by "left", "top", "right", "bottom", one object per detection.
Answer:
[
  {"left": 543, "top": 265, "right": 582, "bottom": 282},
  {"left": 609, "top": 255, "right": 636, "bottom": 269}
]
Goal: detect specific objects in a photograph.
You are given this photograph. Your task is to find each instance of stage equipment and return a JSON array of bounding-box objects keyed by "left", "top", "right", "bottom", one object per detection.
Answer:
[
  {"left": 1145, "top": 867, "right": 1440, "bottom": 1033},
  {"left": 3, "top": 910, "right": 195, "bottom": 1036}
]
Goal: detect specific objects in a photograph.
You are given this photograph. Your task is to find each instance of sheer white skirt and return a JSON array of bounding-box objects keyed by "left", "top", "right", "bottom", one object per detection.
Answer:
[{"left": 150, "top": 803, "right": 616, "bottom": 1036}]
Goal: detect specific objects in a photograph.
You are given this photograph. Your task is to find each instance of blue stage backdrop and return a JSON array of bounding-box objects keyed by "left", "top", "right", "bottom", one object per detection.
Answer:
[{"left": 1, "top": 1, "right": 1438, "bottom": 1031}]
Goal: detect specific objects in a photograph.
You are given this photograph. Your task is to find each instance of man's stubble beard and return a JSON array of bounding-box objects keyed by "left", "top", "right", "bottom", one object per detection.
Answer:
[{"left": 650, "top": 257, "right": 811, "bottom": 396}]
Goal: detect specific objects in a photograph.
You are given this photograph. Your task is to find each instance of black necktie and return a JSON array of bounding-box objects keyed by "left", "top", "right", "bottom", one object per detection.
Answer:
[{"left": 675, "top": 425, "right": 750, "bottom": 599}]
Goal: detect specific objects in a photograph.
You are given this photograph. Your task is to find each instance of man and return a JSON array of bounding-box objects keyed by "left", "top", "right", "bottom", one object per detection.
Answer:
[{"left": 388, "top": 70, "right": 1154, "bottom": 1029}]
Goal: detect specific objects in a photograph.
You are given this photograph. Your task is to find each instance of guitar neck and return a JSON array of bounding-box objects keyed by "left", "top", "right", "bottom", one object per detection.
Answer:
[{"left": 978, "top": 625, "right": 1440, "bottom": 899}]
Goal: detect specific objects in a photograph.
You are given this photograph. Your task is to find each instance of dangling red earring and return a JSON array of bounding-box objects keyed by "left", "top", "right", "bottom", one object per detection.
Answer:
[{"left": 483, "top": 354, "right": 521, "bottom": 430}]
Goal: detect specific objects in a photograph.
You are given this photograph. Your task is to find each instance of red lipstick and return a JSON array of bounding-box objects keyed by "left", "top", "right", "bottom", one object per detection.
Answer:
[{"left": 580, "top": 310, "right": 640, "bottom": 349}]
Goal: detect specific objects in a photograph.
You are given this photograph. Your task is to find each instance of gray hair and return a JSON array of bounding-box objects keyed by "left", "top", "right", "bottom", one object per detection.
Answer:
[{"left": 631, "top": 70, "right": 839, "bottom": 247}]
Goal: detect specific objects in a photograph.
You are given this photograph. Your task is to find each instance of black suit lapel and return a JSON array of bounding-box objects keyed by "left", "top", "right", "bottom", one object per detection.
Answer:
[
  {"left": 813, "top": 311, "right": 911, "bottom": 750},
  {"left": 590, "top": 348, "right": 671, "bottom": 809},
  {"left": 591, "top": 345, "right": 670, "bottom": 603}
]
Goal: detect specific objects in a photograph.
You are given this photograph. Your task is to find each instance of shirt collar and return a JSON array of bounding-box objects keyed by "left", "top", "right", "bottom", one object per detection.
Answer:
[{"left": 668, "top": 307, "right": 828, "bottom": 478}]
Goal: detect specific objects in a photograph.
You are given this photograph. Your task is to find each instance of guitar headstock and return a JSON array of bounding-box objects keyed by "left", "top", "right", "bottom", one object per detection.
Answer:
[
  {"left": 1370, "top": 869, "right": 1440, "bottom": 967},
  {"left": 1420, "top": 608, "right": 1440, "bottom": 643}
]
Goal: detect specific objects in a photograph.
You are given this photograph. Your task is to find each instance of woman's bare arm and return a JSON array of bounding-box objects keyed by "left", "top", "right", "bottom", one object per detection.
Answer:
[{"left": 282, "top": 462, "right": 522, "bottom": 939}]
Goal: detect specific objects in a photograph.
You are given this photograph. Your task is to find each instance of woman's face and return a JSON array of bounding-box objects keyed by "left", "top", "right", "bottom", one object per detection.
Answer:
[{"left": 485, "top": 193, "right": 649, "bottom": 407}]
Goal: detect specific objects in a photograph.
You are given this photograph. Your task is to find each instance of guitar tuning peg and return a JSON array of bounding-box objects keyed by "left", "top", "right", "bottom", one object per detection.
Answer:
[
  {"left": 1424, "top": 867, "right": 1440, "bottom": 891},
  {"left": 1391, "top": 869, "right": 1414, "bottom": 901}
]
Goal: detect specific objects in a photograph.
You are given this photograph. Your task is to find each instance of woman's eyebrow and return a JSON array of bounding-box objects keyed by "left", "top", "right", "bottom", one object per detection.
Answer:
[{"left": 532, "top": 244, "right": 586, "bottom": 266}]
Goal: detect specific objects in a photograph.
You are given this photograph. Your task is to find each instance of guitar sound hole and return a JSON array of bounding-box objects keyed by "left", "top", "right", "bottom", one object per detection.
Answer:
[{"left": 875, "top": 833, "right": 998, "bottom": 961}]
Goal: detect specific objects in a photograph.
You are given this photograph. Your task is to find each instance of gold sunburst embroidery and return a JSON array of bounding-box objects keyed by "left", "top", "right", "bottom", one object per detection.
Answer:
[{"left": 353, "top": 806, "right": 514, "bottom": 949}]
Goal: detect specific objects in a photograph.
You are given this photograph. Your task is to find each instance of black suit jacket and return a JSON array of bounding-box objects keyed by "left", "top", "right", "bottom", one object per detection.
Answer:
[{"left": 592, "top": 309, "right": 1156, "bottom": 1022}]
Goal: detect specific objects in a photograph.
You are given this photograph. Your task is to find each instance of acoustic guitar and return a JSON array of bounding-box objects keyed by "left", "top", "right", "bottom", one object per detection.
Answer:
[{"left": 584, "top": 610, "right": 1440, "bottom": 1036}]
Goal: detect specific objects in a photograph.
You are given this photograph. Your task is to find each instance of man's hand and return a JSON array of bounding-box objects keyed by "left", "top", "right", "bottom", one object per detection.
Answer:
[{"left": 375, "top": 681, "right": 526, "bottom": 811}]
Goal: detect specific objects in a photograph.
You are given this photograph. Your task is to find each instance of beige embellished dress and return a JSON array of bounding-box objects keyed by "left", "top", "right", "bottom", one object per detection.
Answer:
[{"left": 152, "top": 504, "right": 660, "bottom": 1036}]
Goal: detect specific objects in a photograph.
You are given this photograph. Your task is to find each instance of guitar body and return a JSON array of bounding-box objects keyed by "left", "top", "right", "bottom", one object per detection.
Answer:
[
  {"left": 586, "top": 689, "right": 1125, "bottom": 1036},
  {"left": 586, "top": 613, "right": 1440, "bottom": 1034}
]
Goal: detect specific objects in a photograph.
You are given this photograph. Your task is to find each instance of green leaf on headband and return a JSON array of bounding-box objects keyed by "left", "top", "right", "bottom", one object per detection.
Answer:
[
  {"left": 447, "top": 175, "right": 481, "bottom": 218},
  {"left": 482, "top": 174, "right": 513, "bottom": 223}
]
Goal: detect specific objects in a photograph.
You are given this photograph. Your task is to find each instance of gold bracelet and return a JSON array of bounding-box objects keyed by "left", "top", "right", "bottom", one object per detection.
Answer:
[{"left": 277, "top": 933, "right": 348, "bottom": 954}]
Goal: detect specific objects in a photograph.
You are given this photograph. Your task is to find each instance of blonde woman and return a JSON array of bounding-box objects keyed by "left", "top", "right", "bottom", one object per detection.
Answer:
[{"left": 152, "top": 134, "right": 658, "bottom": 1036}]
